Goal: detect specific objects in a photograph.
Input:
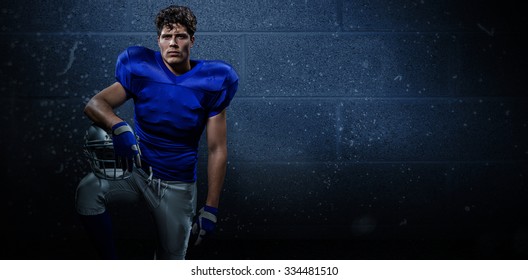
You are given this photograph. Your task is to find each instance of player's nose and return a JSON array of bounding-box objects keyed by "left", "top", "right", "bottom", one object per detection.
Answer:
[{"left": 169, "top": 38, "right": 178, "bottom": 47}]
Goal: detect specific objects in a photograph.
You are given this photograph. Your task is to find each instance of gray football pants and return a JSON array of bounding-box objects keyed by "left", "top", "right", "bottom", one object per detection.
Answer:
[{"left": 75, "top": 167, "right": 197, "bottom": 259}]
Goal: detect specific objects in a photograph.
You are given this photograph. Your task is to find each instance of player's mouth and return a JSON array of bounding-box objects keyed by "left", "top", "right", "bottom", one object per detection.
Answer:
[{"left": 167, "top": 51, "right": 181, "bottom": 56}]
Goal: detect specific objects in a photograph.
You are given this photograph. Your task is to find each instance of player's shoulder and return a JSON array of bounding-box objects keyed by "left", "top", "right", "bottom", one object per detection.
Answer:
[
  {"left": 201, "top": 60, "right": 233, "bottom": 70},
  {"left": 201, "top": 60, "right": 236, "bottom": 74},
  {"left": 118, "top": 46, "right": 156, "bottom": 64},
  {"left": 200, "top": 60, "right": 238, "bottom": 84},
  {"left": 183, "top": 60, "right": 238, "bottom": 92},
  {"left": 125, "top": 45, "right": 155, "bottom": 56},
  {"left": 185, "top": 60, "right": 238, "bottom": 92}
]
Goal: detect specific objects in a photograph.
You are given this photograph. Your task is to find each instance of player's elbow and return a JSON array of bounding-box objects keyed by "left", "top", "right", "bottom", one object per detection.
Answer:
[
  {"left": 83, "top": 95, "right": 116, "bottom": 129},
  {"left": 83, "top": 97, "right": 100, "bottom": 120},
  {"left": 208, "top": 143, "right": 227, "bottom": 159},
  {"left": 83, "top": 99, "right": 94, "bottom": 116}
]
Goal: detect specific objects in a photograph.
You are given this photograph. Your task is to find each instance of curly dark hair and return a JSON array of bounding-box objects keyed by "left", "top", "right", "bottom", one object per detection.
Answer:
[{"left": 155, "top": 5, "right": 197, "bottom": 37}]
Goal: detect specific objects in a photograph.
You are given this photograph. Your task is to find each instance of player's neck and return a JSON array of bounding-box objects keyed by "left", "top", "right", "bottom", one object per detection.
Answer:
[{"left": 165, "top": 61, "right": 192, "bottom": 76}]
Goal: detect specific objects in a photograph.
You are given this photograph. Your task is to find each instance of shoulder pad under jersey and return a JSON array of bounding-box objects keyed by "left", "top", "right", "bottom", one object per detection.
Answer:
[
  {"left": 117, "top": 46, "right": 160, "bottom": 78},
  {"left": 183, "top": 60, "right": 239, "bottom": 92}
]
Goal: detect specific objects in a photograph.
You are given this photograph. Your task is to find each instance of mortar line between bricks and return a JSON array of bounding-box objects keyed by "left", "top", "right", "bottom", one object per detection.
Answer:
[
  {"left": 4, "top": 96, "right": 527, "bottom": 101},
  {"left": 0, "top": 30, "right": 510, "bottom": 36},
  {"left": 222, "top": 160, "right": 528, "bottom": 165},
  {"left": 241, "top": 34, "right": 247, "bottom": 90},
  {"left": 231, "top": 96, "right": 528, "bottom": 101}
]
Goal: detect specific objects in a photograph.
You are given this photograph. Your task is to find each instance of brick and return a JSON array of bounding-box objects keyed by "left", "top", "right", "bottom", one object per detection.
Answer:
[
  {"left": 338, "top": 98, "right": 528, "bottom": 161},
  {"left": 342, "top": 0, "right": 524, "bottom": 32},
  {"left": 224, "top": 98, "right": 339, "bottom": 162},
  {"left": 454, "top": 34, "right": 527, "bottom": 97},
  {"left": 1, "top": 0, "right": 130, "bottom": 32},
  {"left": 245, "top": 33, "right": 455, "bottom": 97},
  {"left": 129, "top": 0, "right": 339, "bottom": 32}
]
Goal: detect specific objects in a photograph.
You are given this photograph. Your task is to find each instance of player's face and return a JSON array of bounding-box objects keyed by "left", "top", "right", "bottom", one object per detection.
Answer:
[{"left": 158, "top": 24, "right": 194, "bottom": 75}]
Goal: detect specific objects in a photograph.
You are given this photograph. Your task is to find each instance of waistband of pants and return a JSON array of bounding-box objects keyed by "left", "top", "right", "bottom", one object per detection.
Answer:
[{"left": 139, "top": 160, "right": 193, "bottom": 185}]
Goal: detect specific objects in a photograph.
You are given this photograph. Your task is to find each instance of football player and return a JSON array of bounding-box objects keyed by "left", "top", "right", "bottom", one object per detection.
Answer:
[{"left": 75, "top": 5, "right": 238, "bottom": 259}]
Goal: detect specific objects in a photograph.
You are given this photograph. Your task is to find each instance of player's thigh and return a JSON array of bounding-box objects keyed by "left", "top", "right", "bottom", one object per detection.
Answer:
[
  {"left": 151, "top": 182, "right": 197, "bottom": 259},
  {"left": 75, "top": 173, "right": 141, "bottom": 215}
]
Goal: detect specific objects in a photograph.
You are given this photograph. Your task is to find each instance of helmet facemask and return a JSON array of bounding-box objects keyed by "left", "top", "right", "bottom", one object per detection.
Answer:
[{"left": 83, "top": 124, "right": 131, "bottom": 180}]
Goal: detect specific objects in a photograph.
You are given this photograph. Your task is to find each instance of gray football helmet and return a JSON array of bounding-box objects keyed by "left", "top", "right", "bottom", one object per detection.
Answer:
[{"left": 83, "top": 123, "right": 130, "bottom": 180}]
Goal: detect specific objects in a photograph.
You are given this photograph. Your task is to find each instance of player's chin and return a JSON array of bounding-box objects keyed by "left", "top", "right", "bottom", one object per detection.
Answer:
[{"left": 165, "top": 57, "right": 183, "bottom": 64}]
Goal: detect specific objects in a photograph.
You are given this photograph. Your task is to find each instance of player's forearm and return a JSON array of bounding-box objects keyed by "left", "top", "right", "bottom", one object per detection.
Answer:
[
  {"left": 84, "top": 82, "right": 128, "bottom": 130},
  {"left": 84, "top": 98, "right": 123, "bottom": 130},
  {"left": 206, "top": 147, "right": 227, "bottom": 208}
]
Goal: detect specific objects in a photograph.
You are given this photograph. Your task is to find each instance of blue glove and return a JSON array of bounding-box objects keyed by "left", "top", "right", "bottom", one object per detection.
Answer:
[
  {"left": 191, "top": 205, "right": 218, "bottom": 246},
  {"left": 111, "top": 121, "right": 141, "bottom": 172}
]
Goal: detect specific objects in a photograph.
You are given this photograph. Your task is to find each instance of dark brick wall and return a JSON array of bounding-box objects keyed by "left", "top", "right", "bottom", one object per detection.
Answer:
[{"left": 1, "top": 0, "right": 527, "bottom": 259}]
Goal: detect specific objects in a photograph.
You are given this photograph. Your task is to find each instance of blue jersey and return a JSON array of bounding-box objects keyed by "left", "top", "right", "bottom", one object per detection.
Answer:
[{"left": 115, "top": 46, "right": 238, "bottom": 182}]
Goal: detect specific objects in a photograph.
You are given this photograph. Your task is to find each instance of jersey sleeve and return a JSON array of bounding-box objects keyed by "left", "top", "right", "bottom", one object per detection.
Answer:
[{"left": 207, "top": 71, "right": 238, "bottom": 118}]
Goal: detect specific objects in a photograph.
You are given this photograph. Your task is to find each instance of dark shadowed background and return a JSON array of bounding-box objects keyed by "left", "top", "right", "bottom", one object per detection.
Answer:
[{"left": 1, "top": 0, "right": 527, "bottom": 260}]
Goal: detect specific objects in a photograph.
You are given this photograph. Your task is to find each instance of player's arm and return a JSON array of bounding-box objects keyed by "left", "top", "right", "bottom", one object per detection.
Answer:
[
  {"left": 84, "top": 82, "right": 128, "bottom": 131},
  {"left": 205, "top": 109, "right": 228, "bottom": 208},
  {"left": 190, "top": 109, "right": 227, "bottom": 245},
  {"left": 84, "top": 82, "right": 140, "bottom": 171}
]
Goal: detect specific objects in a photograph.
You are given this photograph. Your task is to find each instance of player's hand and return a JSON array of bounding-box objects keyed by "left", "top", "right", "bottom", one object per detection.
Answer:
[
  {"left": 191, "top": 205, "right": 218, "bottom": 246},
  {"left": 111, "top": 121, "right": 141, "bottom": 171}
]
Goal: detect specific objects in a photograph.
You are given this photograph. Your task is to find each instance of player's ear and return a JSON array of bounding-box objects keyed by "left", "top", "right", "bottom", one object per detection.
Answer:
[{"left": 190, "top": 35, "right": 195, "bottom": 47}]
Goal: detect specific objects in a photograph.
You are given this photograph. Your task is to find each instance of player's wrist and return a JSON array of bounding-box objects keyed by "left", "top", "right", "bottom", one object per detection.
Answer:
[
  {"left": 205, "top": 195, "right": 220, "bottom": 209},
  {"left": 112, "top": 121, "right": 135, "bottom": 137},
  {"left": 101, "top": 116, "right": 125, "bottom": 132},
  {"left": 111, "top": 121, "right": 128, "bottom": 132},
  {"left": 203, "top": 205, "right": 218, "bottom": 215}
]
